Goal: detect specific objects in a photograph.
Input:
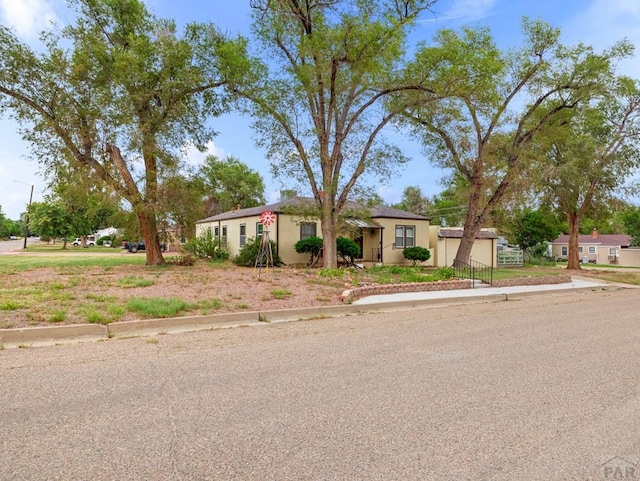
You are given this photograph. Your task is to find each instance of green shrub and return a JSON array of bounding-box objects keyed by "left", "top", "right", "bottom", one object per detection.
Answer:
[
  {"left": 403, "top": 246, "right": 431, "bottom": 266},
  {"left": 294, "top": 236, "right": 324, "bottom": 265},
  {"left": 233, "top": 237, "right": 282, "bottom": 267},
  {"left": 183, "top": 230, "right": 229, "bottom": 261},
  {"left": 166, "top": 254, "right": 197, "bottom": 266},
  {"left": 337, "top": 237, "right": 360, "bottom": 263}
]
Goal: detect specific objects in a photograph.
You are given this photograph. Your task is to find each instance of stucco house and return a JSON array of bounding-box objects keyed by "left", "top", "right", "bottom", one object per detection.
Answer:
[
  {"left": 195, "top": 197, "right": 431, "bottom": 267},
  {"left": 550, "top": 229, "right": 635, "bottom": 265},
  {"left": 428, "top": 226, "right": 498, "bottom": 268}
]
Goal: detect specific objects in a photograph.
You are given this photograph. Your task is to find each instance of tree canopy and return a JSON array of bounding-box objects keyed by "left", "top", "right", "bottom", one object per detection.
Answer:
[
  {"left": 0, "top": 0, "right": 252, "bottom": 264},
  {"left": 234, "top": 0, "right": 438, "bottom": 268}
]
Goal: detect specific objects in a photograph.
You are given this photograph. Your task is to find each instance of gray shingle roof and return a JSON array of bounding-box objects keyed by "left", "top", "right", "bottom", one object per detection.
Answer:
[{"left": 196, "top": 197, "right": 430, "bottom": 223}]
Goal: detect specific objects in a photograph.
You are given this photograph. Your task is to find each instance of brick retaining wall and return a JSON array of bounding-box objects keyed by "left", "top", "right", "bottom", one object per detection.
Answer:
[{"left": 341, "top": 279, "right": 472, "bottom": 303}]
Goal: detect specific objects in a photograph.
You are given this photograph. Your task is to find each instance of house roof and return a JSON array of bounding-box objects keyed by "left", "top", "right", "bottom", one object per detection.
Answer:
[
  {"left": 438, "top": 228, "right": 498, "bottom": 239},
  {"left": 196, "top": 197, "right": 430, "bottom": 224},
  {"left": 552, "top": 234, "right": 632, "bottom": 247}
]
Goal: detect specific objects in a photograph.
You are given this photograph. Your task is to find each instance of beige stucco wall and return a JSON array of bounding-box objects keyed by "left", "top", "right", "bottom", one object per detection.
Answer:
[
  {"left": 374, "top": 218, "right": 431, "bottom": 266},
  {"left": 197, "top": 214, "right": 431, "bottom": 266},
  {"left": 428, "top": 226, "right": 497, "bottom": 267}
]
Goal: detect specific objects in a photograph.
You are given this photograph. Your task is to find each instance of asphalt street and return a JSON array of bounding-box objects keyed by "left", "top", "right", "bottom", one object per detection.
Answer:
[{"left": 1, "top": 288, "right": 639, "bottom": 481}]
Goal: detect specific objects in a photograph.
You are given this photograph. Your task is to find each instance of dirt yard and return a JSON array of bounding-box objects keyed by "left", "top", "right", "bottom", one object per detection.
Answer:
[{"left": 0, "top": 261, "right": 352, "bottom": 329}]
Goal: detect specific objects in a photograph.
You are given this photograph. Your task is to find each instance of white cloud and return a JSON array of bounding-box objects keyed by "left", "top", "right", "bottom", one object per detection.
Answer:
[
  {"left": 182, "top": 141, "right": 226, "bottom": 167},
  {"left": 0, "top": 0, "right": 58, "bottom": 38},
  {"left": 443, "top": 0, "right": 498, "bottom": 22}
]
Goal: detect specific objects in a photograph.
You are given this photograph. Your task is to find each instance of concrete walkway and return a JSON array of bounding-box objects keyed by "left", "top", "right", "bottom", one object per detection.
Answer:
[{"left": 353, "top": 277, "right": 612, "bottom": 305}]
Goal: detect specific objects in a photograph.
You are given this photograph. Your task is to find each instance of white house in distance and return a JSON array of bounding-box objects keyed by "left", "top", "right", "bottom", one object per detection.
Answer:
[{"left": 550, "top": 229, "right": 638, "bottom": 265}]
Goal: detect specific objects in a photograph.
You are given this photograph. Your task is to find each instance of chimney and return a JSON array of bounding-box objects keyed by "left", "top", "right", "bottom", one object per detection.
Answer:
[{"left": 592, "top": 228, "right": 598, "bottom": 239}]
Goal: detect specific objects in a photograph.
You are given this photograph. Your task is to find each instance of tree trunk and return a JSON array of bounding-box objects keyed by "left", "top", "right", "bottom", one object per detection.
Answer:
[
  {"left": 320, "top": 201, "right": 338, "bottom": 269},
  {"left": 566, "top": 212, "right": 582, "bottom": 270},
  {"left": 137, "top": 209, "right": 165, "bottom": 266},
  {"left": 453, "top": 190, "right": 483, "bottom": 267}
]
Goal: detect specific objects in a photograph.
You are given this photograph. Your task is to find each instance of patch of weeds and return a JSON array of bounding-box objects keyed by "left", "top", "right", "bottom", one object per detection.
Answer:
[
  {"left": 227, "top": 293, "right": 242, "bottom": 300},
  {"left": 85, "top": 308, "right": 110, "bottom": 324},
  {"left": 49, "top": 310, "right": 67, "bottom": 323},
  {"left": 315, "top": 296, "right": 331, "bottom": 302},
  {"left": 0, "top": 344, "right": 4, "bottom": 350},
  {"left": 117, "top": 275, "right": 155, "bottom": 288},
  {"left": 258, "top": 314, "right": 270, "bottom": 322},
  {"left": 0, "top": 321, "right": 14, "bottom": 329},
  {"left": 317, "top": 268, "right": 345, "bottom": 279},
  {"left": 0, "top": 300, "right": 22, "bottom": 311},
  {"left": 235, "top": 303, "right": 250, "bottom": 310},
  {"left": 198, "top": 298, "right": 225, "bottom": 312},
  {"left": 18, "top": 344, "right": 30, "bottom": 349},
  {"left": 107, "top": 305, "right": 127, "bottom": 321},
  {"left": 270, "top": 289, "right": 293, "bottom": 299},
  {"left": 85, "top": 293, "right": 117, "bottom": 303},
  {"left": 126, "top": 297, "right": 190, "bottom": 318},
  {"left": 146, "top": 338, "right": 159, "bottom": 344}
]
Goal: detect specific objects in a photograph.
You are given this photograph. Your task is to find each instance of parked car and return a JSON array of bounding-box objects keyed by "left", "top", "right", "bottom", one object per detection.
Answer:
[
  {"left": 73, "top": 237, "right": 95, "bottom": 247},
  {"left": 125, "top": 241, "right": 167, "bottom": 253}
]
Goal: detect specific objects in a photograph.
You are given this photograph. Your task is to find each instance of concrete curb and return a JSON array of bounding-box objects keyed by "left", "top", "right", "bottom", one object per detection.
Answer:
[{"left": 0, "top": 284, "right": 627, "bottom": 348}]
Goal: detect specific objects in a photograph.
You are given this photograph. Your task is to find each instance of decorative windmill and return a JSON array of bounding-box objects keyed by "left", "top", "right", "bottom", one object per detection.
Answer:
[{"left": 255, "top": 210, "right": 276, "bottom": 277}]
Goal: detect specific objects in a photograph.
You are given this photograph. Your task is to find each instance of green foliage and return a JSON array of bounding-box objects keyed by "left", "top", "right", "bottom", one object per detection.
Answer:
[
  {"left": 512, "top": 210, "right": 561, "bottom": 250},
  {"left": 403, "top": 246, "right": 431, "bottom": 265},
  {"left": 126, "top": 297, "right": 190, "bottom": 318},
  {"left": 623, "top": 207, "right": 640, "bottom": 246},
  {"left": 199, "top": 155, "right": 266, "bottom": 215},
  {"left": 28, "top": 201, "right": 75, "bottom": 245},
  {"left": 182, "top": 229, "right": 230, "bottom": 261},
  {"left": 393, "top": 186, "right": 431, "bottom": 216},
  {"left": 336, "top": 237, "right": 361, "bottom": 263},
  {"left": 117, "top": 275, "right": 155, "bottom": 288},
  {"left": 0, "top": 0, "right": 253, "bottom": 265},
  {"left": 233, "top": 237, "right": 282, "bottom": 267},
  {"left": 294, "top": 236, "right": 324, "bottom": 264}
]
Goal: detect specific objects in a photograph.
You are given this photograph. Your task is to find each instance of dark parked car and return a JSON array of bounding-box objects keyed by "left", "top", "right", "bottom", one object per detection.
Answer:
[{"left": 124, "top": 241, "right": 168, "bottom": 253}]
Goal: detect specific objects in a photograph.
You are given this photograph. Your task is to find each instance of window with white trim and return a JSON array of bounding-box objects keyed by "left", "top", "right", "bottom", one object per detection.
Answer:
[
  {"left": 214, "top": 226, "right": 219, "bottom": 237},
  {"left": 578, "top": 246, "right": 583, "bottom": 254},
  {"left": 256, "top": 223, "right": 264, "bottom": 238},
  {"left": 609, "top": 247, "right": 617, "bottom": 256},
  {"left": 588, "top": 246, "right": 596, "bottom": 254},
  {"left": 561, "top": 246, "right": 568, "bottom": 256},
  {"left": 240, "top": 224, "right": 247, "bottom": 248},
  {"left": 395, "top": 225, "right": 415, "bottom": 248},
  {"left": 221, "top": 226, "right": 227, "bottom": 247}
]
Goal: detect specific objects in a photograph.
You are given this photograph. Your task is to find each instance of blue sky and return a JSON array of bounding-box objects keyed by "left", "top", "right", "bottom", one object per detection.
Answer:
[{"left": 1, "top": 0, "right": 639, "bottom": 220}]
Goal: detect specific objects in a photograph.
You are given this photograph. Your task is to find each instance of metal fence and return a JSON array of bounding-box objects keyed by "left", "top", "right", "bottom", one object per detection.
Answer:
[{"left": 452, "top": 259, "right": 494, "bottom": 287}]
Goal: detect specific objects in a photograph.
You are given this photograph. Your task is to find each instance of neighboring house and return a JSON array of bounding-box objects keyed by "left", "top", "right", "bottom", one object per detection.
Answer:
[
  {"left": 95, "top": 226, "right": 119, "bottom": 239},
  {"left": 428, "top": 226, "right": 498, "bottom": 268},
  {"left": 195, "top": 197, "right": 431, "bottom": 267},
  {"left": 551, "top": 229, "right": 633, "bottom": 265}
]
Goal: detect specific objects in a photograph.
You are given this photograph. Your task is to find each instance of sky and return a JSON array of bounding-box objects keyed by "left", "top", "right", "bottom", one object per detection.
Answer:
[{"left": 1, "top": 0, "right": 640, "bottom": 220}]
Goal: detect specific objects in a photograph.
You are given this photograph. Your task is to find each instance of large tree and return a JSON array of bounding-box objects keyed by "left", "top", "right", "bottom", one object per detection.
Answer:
[
  {"left": 0, "top": 0, "right": 251, "bottom": 265},
  {"left": 398, "top": 19, "right": 631, "bottom": 266},
  {"left": 537, "top": 77, "right": 640, "bottom": 269},
  {"left": 236, "top": 0, "right": 438, "bottom": 268},
  {"left": 199, "top": 155, "right": 266, "bottom": 216}
]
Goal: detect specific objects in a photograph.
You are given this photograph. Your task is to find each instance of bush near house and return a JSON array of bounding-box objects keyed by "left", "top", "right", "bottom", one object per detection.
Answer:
[
  {"left": 403, "top": 246, "right": 431, "bottom": 266},
  {"left": 233, "top": 237, "right": 282, "bottom": 267},
  {"left": 337, "top": 237, "right": 361, "bottom": 264},
  {"left": 295, "top": 236, "right": 324, "bottom": 265},
  {"left": 183, "top": 230, "right": 229, "bottom": 261}
]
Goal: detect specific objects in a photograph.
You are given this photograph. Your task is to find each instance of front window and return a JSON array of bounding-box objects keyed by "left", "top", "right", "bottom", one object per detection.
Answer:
[
  {"left": 221, "top": 226, "right": 227, "bottom": 247},
  {"left": 395, "top": 225, "right": 415, "bottom": 248},
  {"left": 300, "top": 222, "right": 317, "bottom": 240},
  {"left": 240, "top": 224, "right": 246, "bottom": 248},
  {"left": 578, "top": 246, "right": 583, "bottom": 254},
  {"left": 561, "top": 246, "right": 568, "bottom": 256},
  {"left": 256, "top": 223, "right": 264, "bottom": 238},
  {"left": 588, "top": 246, "right": 596, "bottom": 254},
  {"left": 214, "top": 226, "right": 219, "bottom": 237},
  {"left": 609, "top": 247, "right": 617, "bottom": 256}
]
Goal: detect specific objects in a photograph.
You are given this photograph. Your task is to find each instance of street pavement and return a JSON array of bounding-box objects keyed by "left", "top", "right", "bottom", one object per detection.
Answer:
[{"left": 1, "top": 287, "right": 639, "bottom": 480}]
